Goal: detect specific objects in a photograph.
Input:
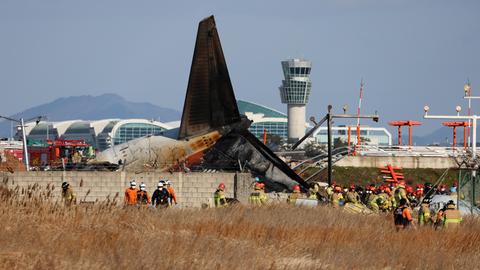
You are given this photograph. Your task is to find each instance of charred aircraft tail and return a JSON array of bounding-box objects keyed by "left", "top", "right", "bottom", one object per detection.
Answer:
[
  {"left": 179, "top": 16, "right": 308, "bottom": 189},
  {"left": 178, "top": 16, "right": 241, "bottom": 140}
]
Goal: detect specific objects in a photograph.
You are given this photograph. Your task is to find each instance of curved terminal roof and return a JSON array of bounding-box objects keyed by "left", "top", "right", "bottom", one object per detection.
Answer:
[{"left": 237, "top": 100, "right": 286, "bottom": 118}]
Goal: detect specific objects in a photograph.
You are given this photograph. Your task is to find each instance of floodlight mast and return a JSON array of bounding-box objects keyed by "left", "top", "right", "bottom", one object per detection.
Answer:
[
  {"left": 423, "top": 105, "right": 480, "bottom": 213},
  {"left": 423, "top": 105, "right": 477, "bottom": 157}
]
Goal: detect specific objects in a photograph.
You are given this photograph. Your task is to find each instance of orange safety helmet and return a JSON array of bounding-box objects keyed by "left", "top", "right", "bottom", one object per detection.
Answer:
[
  {"left": 293, "top": 185, "right": 300, "bottom": 192},
  {"left": 218, "top": 182, "right": 225, "bottom": 190},
  {"left": 406, "top": 186, "right": 414, "bottom": 194}
]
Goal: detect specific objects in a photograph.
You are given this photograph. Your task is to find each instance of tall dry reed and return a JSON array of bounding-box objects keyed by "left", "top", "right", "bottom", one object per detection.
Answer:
[{"left": 0, "top": 184, "right": 479, "bottom": 269}]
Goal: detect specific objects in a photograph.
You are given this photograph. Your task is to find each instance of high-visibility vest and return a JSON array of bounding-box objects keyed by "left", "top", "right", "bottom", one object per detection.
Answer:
[
  {"left": 443, "top": 208, "right": 462, "bottom": 228},
  {"left": 287, "top": 193, "right": 300, "bottom": 205},
  {"left": 214, "top": 190, "right": 227, "bottom": 207},
  {"left": 249, "top": 190, "right": 268, "bottom": 205}
]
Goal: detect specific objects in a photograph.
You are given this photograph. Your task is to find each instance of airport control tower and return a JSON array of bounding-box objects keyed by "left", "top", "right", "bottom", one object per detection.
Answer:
[{"left": 279, "top": 58, "right": 312, "bottom": 142}]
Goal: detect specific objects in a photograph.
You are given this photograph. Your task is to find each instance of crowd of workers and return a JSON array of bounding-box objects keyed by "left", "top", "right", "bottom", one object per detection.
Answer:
[
  {"left": 60, "top": 175, "right": 463, "bottom": 230},
  {"left": 123, "top": 180, "right": 178, "bottom": 208},
  {"left": 316, "top": 180, "right": 462, "bottom": 230},
  {"left": 213, "top": 179, "right": 463, "bottom": 230}
]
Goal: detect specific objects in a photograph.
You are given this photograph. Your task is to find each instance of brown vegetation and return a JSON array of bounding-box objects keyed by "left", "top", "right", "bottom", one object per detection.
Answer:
[{"left": 0, "top": 184, "right": 479, "bottom": 269}]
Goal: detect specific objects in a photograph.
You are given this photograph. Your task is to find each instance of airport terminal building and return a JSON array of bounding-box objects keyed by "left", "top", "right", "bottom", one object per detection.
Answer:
[
  {"left": 237, "top": 100, "right": 289, "bottom": 140},
  {"left": 20, "top": 119, "right": 173, "bottom": 151}
]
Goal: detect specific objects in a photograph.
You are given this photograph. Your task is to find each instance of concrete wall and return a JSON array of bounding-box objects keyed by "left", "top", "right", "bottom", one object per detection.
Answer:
[
  {"left": 0, "top": 171, "right": 255, "bottom": 208},
  {"left": 336, "top": 156, "right": 457, "bottom": 169}
]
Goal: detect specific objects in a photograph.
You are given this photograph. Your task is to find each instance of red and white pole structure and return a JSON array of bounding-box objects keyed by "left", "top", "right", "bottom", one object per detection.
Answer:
[{"left": 355, "top": 80, "right": 364, "bottom": 154}]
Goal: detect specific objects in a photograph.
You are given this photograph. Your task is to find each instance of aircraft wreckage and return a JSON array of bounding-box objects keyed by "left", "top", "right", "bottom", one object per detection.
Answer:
[{"left": 94, "top": 16, "right": 308, "bottom": 191}]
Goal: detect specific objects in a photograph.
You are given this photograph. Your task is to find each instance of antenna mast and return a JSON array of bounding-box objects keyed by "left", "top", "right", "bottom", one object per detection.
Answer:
[{"left": 355, "top": 79, "right": 364, "bottom": 154}]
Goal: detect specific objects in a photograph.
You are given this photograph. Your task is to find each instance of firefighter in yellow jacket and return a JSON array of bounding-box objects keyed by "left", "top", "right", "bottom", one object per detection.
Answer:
[
  {"left": 442, "top": 200, "right": 462, "bottom": 229},
  {"left": 418, "top": 198, "right": 432, "bottom": 226},
  {"left": 249, "top": 182, "right": 268, "bottom": 205},
  {"left": 287, "top": 185, "right": 301, "bottom": 205},
  {"left": 61, "top": 181, "right": 76, "bottom": 206},
  {"left": 330, "top": 185, "right": 344, "bottom": 208}
]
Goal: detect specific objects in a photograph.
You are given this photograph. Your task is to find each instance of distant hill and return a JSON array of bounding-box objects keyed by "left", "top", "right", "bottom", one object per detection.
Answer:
[
  {"left": 0, "top": 94, "right": 181, "bottom": 137},
  {"left": 412, "top": 126, "right": 462, "bottom": 146}
]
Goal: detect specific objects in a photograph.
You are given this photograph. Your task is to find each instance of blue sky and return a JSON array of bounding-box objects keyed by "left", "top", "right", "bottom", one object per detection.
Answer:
[{"left": 1, "top": 0, "right": 479, "bottom": 135}]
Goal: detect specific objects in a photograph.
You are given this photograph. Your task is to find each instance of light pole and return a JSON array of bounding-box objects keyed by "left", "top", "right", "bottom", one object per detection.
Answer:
[
  {"left": 464, "top": 82, "right": 472, "bottom": 148},
  {"left": 0, "top": 116, "right": 30, "bottom": 171},
  {"left": 423, "top": 105, "right": 478, "bottom": 212},
  {"left": 423, "top": 105, "right": 477, "bottom": 156},
  {"left": 0, "top": 115, "right": 45, "bottom": 171}
]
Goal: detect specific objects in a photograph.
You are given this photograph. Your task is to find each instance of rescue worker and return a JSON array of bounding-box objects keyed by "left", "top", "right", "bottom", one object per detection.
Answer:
[
  {"left": 434, "top": 205, "right": 447, "bottom": 230},
  {"left": 442, "top": 200, "right": 462, "bottom": 229},
  {"left": 393, "top": 198, "right": 414, "bottom": 231},
  {"left": 450, "top": 184, "right": 458, "bottom": 198},
  {"left": 394, "top": 180, "right": 409, "bottom": 207},
  {"left": 385, "top": 186, "right": 396, "bottom": 210},
  {"left": 415, "top": 184, "right": 424, "bottom": 201},
  {"left": 330, "top": 185, "right": 344, "bottom": 208},
  {"left": 165, "top": 180, "right": 177, "bottom": 205},
  {"left": 377, "top": 186, "right": 391, "bottom": 212},
  {"left": 406, "top": 186, "right": 418, "bottom": 207},
  {"left": 124, "top": 181, "right": 138, "bottom": 207},
  {"left": 61, "top": 181, "right": 76, "bottom": 206},
  {"left": 287, "top": 185, "right": 301, "bottom": 205},
  {"left": 213, "top": 182, "right": 228, "bottom": 208},
  {"left": 438, "top": 184, "right": 448, "bottom": 195},
  {"left": 137, "top": 183, "right": 151, "bottom": 208},
  {"left": 418, "top": 198, "right": 432, "bottom": 226},
  {"left": 326, "top": 183, "right": 335, "bottom": 201},
  {"left": 368, "top": 189, "right": 380, "bottom": 213},
  {"left": 345, "top": 184, "right": 361, "bottom": 204},
  {"left": 424, "top": 182, "right": 433, "bottom": 198},
  {"left": 152, "top": 182, "right": 170, "bottom": 208},
  {"left": 307, "top": 187, "right": 317, "bottom": 199},
  {"left": 249, "top": 182, "right": 268, "bottom": 205}
]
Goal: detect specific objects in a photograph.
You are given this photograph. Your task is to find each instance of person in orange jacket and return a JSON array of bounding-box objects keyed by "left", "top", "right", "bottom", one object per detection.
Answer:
[
  {"left": 124, "top": 181, "right": 138, "bottom": 206},
  {"left": 166, "top": 180, "right": 177, "bottom": 205}
]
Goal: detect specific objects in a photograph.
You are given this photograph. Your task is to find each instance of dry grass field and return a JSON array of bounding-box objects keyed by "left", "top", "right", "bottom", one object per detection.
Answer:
[{"left": 1, "top": 184, "right": 480, "bottom": 270}]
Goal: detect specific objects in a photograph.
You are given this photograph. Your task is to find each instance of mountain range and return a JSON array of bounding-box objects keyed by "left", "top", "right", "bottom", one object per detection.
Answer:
[{"left": 0, "top": 94, "right": 181, "bottom": 137}]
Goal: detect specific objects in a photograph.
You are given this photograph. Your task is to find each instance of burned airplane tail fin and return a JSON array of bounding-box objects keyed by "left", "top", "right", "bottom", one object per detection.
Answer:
[{"left": 178, "top": 16, "right": 241, "bottom": 140}]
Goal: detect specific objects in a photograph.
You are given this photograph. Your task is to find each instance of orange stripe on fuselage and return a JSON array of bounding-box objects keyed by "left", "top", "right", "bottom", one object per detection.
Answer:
[{"left": 165, "top": 131, "right": 222, "bottom": 171}]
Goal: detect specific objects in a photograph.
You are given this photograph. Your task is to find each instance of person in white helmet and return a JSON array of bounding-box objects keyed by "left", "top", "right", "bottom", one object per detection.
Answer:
[
  {"left": 124, "top": 180, "right": 138, "bottom": 206},
  {"left": 151, "top": 181, "right": 170, "bottom": 208},
  {"left": 136, "top": 182, "right": 151, "bottom": 208}
]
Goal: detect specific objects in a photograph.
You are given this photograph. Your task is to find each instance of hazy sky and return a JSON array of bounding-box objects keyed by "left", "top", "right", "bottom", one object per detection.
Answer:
[{"left": 1, "top": 0, "right": 479, "bottom": 135}]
